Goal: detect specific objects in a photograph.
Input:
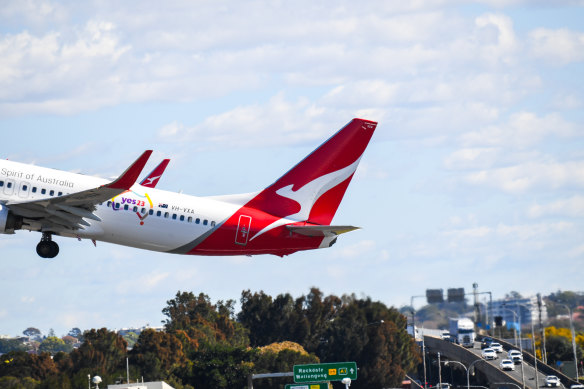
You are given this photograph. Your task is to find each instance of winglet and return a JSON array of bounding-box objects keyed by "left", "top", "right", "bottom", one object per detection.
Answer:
[
  {"left": 140, "top": 158, "right": 170, "bottom": 188},
  {"left": 107, "top": 150, "right": 153, "bottom": 190}
]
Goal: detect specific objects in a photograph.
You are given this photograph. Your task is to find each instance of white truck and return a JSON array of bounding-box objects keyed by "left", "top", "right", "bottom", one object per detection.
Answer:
[{"left": 449, "top": 318, "right": 475, "bottom": 347}]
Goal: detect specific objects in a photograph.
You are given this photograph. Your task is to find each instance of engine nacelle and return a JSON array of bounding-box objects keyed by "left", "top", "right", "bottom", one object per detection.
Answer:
[{"left": 0, "top": 204, "right": 23, "bottom": 234}]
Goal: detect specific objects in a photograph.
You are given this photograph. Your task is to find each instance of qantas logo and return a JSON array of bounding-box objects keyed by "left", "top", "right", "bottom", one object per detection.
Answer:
[
  {"left": 144, "top": 175, "right": 161, "bottom": 185},
  {"left": 250, "top": 157, "right": 362, "bottom": 241}
]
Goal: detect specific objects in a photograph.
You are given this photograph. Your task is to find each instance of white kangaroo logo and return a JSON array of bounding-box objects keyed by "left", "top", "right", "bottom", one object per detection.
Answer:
[
  {"left": 250, "top": 157, "right": 361, "bottom": 241},
  {"left": 145, "top": 175, "right": 161, "bottom": 185}
]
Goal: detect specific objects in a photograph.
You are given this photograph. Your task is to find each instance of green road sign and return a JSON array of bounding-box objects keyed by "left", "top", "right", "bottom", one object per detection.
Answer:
[
  {"left": 285, "top": 383, "right": 329, "bottom": 389},
  {"left": 293, "top": 362, "right": 357, "bottom": 383}
]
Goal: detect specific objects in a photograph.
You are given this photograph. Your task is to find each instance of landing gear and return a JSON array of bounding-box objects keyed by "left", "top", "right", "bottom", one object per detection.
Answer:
[{"left": 36, "top": 232, "right": 59, "bottom": 258}]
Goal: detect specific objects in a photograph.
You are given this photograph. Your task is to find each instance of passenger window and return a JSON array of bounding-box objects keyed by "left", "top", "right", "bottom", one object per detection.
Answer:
[
  {"left": 58, "top": 191, "right": 62, "bottom": 196},
  {"left": 23, "top": 185, "right": 28, "bottom": 191},
  {"left": 195, "top": 218, "right": 200, "bottom": 224},
  {"left": 107, "top": 201, "right": 112, "bottom": 207},
  {"left": 32, "top": 187, "right": 37, "bottom": 193},
  {"left": 7, "top": 182, "right": 12, "bottom": 188},
  {"left": 187, "top": 216, "right": 192, "bottom": 223},
  {"left": 211, "top": 221, "right": 216, "bottom": 227},
  {"left": 115, "top": 203, "right": 120, "bottom": 209},
  {"left": 156, "top": 210, "right": 162, "bottom": 217},
  {"left": 149, "top": 209, "right": 154, "bottom": 215},
  {"left": 0, "top": 181, "right": 3, "bottom": 187},
  {"left": 180, "top": 215, "right": 185, "bottom": 221},
  {"left": 132, "top": 206, "right": 137, "bottom": 212},
  {"left": 141, "top": 208, "right": 145, "bottom": 213},
  {"left": 49, "top": 190, "right": 54, "bottom": 196},
  {"left": 172, "top": 214, "right": 177, "bottom": 220},
  {"left": 164, "top": 212, "right": 169, "bottom": 218},
  {"left": 124, "top": 204, "right": 129, "bottom": 210},
  {"left": 41, "top": 188, "right": 46, "bottom": 194},
  {"left": 203, "top": 219, "right": 208, "bottom": 226}
]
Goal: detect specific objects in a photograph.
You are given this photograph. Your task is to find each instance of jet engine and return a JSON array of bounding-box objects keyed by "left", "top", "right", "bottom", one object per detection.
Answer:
[{"left": 0, "top": 204, "right": 23, "bottom": 234}]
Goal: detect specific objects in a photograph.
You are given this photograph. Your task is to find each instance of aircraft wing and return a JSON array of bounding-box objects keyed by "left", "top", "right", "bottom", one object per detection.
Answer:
[
  {"left": 286, "top": 225, "right": 360, "bottom": 237},
  {"left": 4, "top": 150, "right": 152, "bottom": 231}
]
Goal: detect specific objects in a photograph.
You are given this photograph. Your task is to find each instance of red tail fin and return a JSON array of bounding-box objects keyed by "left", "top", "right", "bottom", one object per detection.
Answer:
[
  {"left": 140, "top": 159, "right": 170, "bottom": 188},
  {"left": 248, "top": 118, "right": 377, "bottom": 226}
]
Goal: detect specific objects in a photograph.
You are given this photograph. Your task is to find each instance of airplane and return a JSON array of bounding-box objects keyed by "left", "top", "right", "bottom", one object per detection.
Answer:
[
  {"left": 0, "top": 118, "right": 377, "bottom": 258},
  {"left": 139, "top": 159, "right": 170, "bottom": 188}
]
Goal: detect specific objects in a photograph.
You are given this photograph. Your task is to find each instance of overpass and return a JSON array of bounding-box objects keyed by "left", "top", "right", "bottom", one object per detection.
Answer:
[{"left": 419, "top": 333, "right": 580, "bottom": 389}]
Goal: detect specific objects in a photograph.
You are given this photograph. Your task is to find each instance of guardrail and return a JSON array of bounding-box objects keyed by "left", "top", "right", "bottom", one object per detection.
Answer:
[
  {"left": 476, "top": 335, "right": 580, "bottom": 388},
  {"left": 424, "top": 336, "right": 523, "bottom": 389}
]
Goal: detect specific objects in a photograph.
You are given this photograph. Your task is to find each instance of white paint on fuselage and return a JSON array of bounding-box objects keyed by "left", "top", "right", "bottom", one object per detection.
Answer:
[{"left": 0, "top": 159, "right": 250, "bottom": 253}]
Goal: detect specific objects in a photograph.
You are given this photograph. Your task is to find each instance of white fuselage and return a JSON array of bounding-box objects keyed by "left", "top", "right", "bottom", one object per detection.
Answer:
[{"left": 0, "top": 159, "right": 245, "bottom": 252}]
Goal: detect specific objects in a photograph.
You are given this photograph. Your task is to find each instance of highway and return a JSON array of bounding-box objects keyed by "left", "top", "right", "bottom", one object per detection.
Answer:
[
  {"left": 422, "top": 335, "right": 578, "bottom": 389},
  {"left": 466, "top": 341, "right": 548, "bottom": 389}
]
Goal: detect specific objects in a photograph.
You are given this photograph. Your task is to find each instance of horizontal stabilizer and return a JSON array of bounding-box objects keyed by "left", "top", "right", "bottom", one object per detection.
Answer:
[{"left": 286, "top": 225, "right": 360, "bottom": 237}]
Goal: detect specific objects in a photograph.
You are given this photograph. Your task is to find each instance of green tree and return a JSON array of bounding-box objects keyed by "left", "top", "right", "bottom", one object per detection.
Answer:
[
  {"left": 162, "top": 291, "right": 249, "bottom": 350},
  {"left": 122, "top": 331, "right": 140, "bottom": 349},
  {"left": 0, "top": 376, "right": 41, "bottom": 389},
  {"left": 39, "top": 336, "right": 72, "bottom": 354},
  {"left": 0, "top": 350, "right": 58, "bottom": 381},
  {"left": 0, "top": 338, "right": 27, "bottom": 353},
  {"left": 187, "top": 345, "right": 256, "bottom": 388},
  {"left": 253, "top": 341, "right": 320, "bottom": 389},
  {"left": 130, "top": 329, "right": 187, "bottom": 381},
  {"left": 67, "top": 328, "right": 83, "bottom": 339},
  {"left": 316, "top": 295, "right": 420, "bottom": 389},
  {"left": 22, "top": 327, "right": 41, "bottom": 339},
  {"left": 69, "top": 328, "right": 127, "bottom": 376}
]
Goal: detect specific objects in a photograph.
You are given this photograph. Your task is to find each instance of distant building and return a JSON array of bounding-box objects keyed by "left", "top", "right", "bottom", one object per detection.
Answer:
[
  {"left": 489, "top": 296, "right": 547, "bottom": 327},
  {"left": 108, "top": 381, "right": 174, "bottom": 389},
  {"left": 116, "top": 325, "right": 163, "bottom": 337}
]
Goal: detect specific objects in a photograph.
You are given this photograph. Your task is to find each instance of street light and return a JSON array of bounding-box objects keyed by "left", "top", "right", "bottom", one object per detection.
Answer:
[
  {"left": 558, "top": 303, "right": 579, "bottom": 381},
  {"left": 506, "top": 302, "right": 540, "bottom": 389},
  {"left": 443, "top": 358, "right": 486, "bottom": 389},
  {"left": 501, "top": 307, "right": 525, "bottom": 389}
]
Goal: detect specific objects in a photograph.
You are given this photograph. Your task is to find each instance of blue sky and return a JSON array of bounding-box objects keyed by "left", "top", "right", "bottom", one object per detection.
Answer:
[{"left": 1, "top": 0, "right": 583, "bottom": 337}]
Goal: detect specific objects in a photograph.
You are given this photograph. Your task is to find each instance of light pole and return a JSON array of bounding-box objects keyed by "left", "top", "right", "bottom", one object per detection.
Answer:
[
  {"left": 508, "top": 302, "right": 540, "bottom": 389},
  {"left": 502, "top": 307, "right": 525, "bottom": 389},
  {"left": 411, "top": 294, "right": 426, "bottom": 389},
  {"left": 443, "top": 358, "right": 486, "bottom": 389},
  {"left": 558, "top": 303, "right": 579, "bottom": 381}
]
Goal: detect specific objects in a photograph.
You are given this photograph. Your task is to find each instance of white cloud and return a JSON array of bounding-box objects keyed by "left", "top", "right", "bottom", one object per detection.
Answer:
[
  {"left": 474, "top": 13, "right": 518, "bottom": 65},
  {"left": 461, "top": 112, "right": 575, "bottom": 149},
  {"left": 528, "top": 196, "right": 584, "bottom": 218},
  {"left": 333, "top": 240, "right": 376, "bottom": 259},
  {"left": 116, "top": 271, "right": 169, "bottom": 293},
  {"left": 444, "top": 147, "right": 500, "bottom": 170},
  {"left": 156, "top": 93, "right": 341, "bottom": 148},
  {"left": 463, "top": 160, "right": 584, "bottom": 194},
  {"left": 529, "top": 28, "right": 584, "bottom": 65}
]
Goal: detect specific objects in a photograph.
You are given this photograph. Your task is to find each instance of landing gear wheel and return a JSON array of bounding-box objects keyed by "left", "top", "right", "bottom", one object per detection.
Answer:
[{"left": 36, "top": 233, "right": 59, "bottom": 258}]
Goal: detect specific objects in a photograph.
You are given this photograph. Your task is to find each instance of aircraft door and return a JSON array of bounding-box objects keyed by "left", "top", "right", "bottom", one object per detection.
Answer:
[{"left": 235, "top": 215, "right": 252, "bottom": 246}]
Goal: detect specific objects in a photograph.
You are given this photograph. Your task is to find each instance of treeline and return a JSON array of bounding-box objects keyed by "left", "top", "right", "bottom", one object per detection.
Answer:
[{"left": 0, "top": 288, "right": 420, "bottom": 389}]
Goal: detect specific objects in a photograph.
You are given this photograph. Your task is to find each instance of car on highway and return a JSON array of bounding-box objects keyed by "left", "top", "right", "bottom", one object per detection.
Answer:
[
  {"left": 482, "top": 348, "right": 497, "bottom": 360},
  {"left": 481, "top": 337, "right": 494, "bottom": 349},
  {"left": 441, "top": 331, "right": 450, "bottom": 340},
  {"left": 499, "top": 359, "right": 515, "bottom": 371},
  {"left": 508, "top": 350, "right": 523, "bottom": 363},
  {"left": 490, "top": 342, "right": 503, "bottom": 353},
  {"left": 545, "top": 375, "right": 561, "bottom": 387}
]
